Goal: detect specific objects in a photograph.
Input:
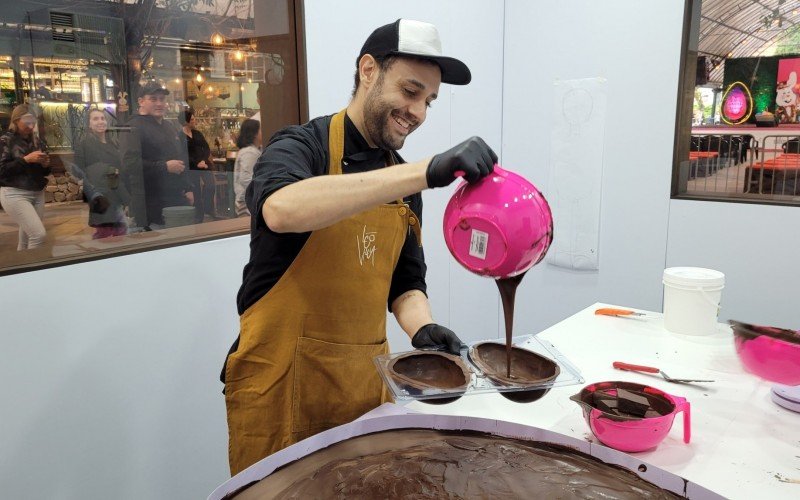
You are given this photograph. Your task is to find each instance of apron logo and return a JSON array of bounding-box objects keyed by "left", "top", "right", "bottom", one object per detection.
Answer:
[{"left": 357, "top": 225, "right": 377, "bottom": 267}]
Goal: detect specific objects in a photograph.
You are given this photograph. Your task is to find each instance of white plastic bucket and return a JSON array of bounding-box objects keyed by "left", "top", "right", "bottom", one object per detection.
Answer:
[{"left": 662, "top": 267, "right": 725, "bottom": 336}]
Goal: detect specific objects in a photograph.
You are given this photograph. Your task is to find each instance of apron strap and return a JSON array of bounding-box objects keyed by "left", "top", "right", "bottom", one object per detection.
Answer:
[
  {"left": 328, "top": 110, "right": 419, "bottom": 245},
  {"left": 328, "top": 109, "right": 347, "bottom": 176}
]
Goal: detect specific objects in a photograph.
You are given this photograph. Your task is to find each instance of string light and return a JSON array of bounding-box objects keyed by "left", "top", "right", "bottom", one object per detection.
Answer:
[
  {"left": 195, "top": 72, "right": 204, "bottom": 83},
  {"left": 233, "top": 49, "right": 244, "bottom": 61},
  {"left": 211, "top": 33, "right": 224, "bottom": 45}
]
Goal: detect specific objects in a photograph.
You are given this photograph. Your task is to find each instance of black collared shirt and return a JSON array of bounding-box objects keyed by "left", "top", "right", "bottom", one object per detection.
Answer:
[{"left": 236, "top": 113, "right": 426, "bottom": 315}]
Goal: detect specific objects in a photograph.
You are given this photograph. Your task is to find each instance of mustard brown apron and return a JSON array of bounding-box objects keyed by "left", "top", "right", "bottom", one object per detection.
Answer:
[{"left": 224, "top": 109, "right": 421, "bottom": 475}]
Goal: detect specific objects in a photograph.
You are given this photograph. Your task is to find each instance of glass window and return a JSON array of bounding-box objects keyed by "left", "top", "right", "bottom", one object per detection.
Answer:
[
  {"left": 0, "top": 0, "right": 307, "bottom": 274},
  {"left": 674, "top": 0, "right": 800, "bottom": 205}
]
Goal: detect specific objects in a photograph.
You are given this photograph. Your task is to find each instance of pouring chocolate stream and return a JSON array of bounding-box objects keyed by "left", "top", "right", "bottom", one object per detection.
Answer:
[{"left": 496, "top": 272, "right": 526, "bottom": 378}]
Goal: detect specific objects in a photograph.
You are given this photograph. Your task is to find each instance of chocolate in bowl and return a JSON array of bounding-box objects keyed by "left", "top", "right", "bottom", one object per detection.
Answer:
[
  {"left": 729, "top": 320, "right": 800, "bottom": 345},
  {"left": 388, "top": 351, "right": 472, "bottom": 405},
  {"left": 729, "top": 319, "right": 800, "bottom": 385},
  {"left": 469, "top": 342, "right": 560, "bottom": 403}
]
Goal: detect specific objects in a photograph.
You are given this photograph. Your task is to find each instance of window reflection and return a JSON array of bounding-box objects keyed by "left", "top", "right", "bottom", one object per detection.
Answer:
[
  {"left": 676, "top": 0, "right": 800, "bottom": 203},
  {"left": 0, "top": 0, "right": 305, "bottom": 274}
]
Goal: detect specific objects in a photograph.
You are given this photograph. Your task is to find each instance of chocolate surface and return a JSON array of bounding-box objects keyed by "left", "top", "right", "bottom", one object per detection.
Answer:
[
  {"left": 233, "top": 429, "right": 681, "bottom": 499},
  {"left": 388, "top": 352, "right": 471, "bottom": 403},
  {"left": 469, "top": 342, "right": 560, "bottom": 386}
]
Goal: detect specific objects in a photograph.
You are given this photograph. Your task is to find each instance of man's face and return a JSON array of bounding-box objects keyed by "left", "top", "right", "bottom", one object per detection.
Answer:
[
  {"left": 363, "top": 58, "right": 441, "bottom": 150},
  {"left": 138, "top": 93, "right": 167, "bottom": 118}
]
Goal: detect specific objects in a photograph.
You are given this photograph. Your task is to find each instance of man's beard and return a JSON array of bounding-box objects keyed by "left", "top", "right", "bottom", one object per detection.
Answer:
[{"left": 363, "top": 76, "right": 413, "bottom": 150}]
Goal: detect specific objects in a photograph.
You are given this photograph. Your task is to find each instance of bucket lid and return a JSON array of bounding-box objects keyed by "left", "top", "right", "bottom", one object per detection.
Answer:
[{"left": 663, "top": 267, "right": 725, "bottom": 287}]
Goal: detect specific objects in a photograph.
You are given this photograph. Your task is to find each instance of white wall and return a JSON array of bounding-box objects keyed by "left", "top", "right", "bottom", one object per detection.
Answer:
[
  {"left": 666, "top": 200, "right": 798, "bottom": 327},
  {"left": 0, "top": 237, "right": 249, "bottom": 499},
  {"left": 501, "top": 0, "right": 686, "bottom": 333}
]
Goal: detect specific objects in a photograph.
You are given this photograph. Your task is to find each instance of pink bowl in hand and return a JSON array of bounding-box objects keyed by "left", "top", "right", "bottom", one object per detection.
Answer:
[
  {"left": 570, "top": 381, "right": 691, "bottom": 453},
  {"left": 730, "top": 320, "right": 800, "bottom": 385},
  {"left": 443, "top": 165, "right": 553, "bottom": 279}
]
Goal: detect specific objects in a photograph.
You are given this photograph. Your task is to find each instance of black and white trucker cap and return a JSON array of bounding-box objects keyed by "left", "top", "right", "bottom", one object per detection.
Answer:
[{"left": 358, "top": 19, "right": 471, "bottom": 85}]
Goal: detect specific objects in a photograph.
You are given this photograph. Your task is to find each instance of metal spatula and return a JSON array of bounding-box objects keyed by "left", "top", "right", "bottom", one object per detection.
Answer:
[{"left": 613, "top": 361, "right": 715, "bottom": 384}]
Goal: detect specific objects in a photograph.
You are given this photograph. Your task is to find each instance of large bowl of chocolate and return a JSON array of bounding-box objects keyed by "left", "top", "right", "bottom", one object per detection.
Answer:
[
  {"left": 571, "top": 381, "right": 691, "bottom": 453},
  {"left": 233, "top": 429, "right": 683, "bottom": 499},
  {"left": 468, "top": 342, "right": 560, "bottom": 403},
  {"left": 730, "top": 320, "right": 800, "bottom": 385},
  {"left": 387, "top": 351, "right": 471, "bottom": 404}
]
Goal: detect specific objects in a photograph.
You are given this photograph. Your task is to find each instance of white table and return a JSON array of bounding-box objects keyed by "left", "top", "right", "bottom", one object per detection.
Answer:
[{"left": 406, "top": 303, "right": 800, "bottom": 500}]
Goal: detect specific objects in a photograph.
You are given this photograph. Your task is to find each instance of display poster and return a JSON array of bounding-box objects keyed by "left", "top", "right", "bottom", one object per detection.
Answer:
[
  {"left": 546, "top": 77, "right": 607, "bottom": 271},
  {"left": 775, "top": 58, "right": 800, "bottom": 123}
]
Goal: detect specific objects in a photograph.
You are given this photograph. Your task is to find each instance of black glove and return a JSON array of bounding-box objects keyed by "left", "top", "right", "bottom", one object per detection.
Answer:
[
  {"left": 90, "top": 195, "right": 110, "bottom": 214},
  {"left": 411, "top": 324, "right": 465, "bottom": 356},
  {"left": 426, "top": 136, "right": 497, "bottom": 188}
]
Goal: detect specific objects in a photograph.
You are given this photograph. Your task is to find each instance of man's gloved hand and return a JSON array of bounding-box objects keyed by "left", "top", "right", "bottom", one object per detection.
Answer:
[
  {"left": 426, "top": 136, "right": 498, "bottom": 188},
  {"left": 411, "top": 323, "right": 466, "bottom": 356},
  {"left": 90, "top": 195, "right": 110, "bottom": 214}
]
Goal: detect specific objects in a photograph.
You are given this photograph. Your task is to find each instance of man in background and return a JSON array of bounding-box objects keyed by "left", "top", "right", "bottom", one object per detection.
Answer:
[{"left": 121, "top": 82, "right": 192, "bottom": 229}]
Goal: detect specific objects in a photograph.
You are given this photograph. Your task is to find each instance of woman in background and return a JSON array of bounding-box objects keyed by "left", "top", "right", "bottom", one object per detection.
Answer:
[
  {"left": 0, "top": 104, "right": 51, "bottom": 250},
  {"left": 233, "top": 119, "right": 261, "bottom": 217},
  {"left": 73, "top": 108, "right": 130, "bottom": 238},
  {"left": 181, "top": 109, "right": 215, "bottom": 223}
]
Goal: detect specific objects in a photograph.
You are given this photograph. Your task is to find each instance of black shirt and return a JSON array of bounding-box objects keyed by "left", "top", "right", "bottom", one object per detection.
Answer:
[
  {"left": 236, "top": 113, "right": 427, "bottom": 315},
  {"left": 121, "top": 115, "right": 191, "bottom": 226},
  {"left": 184, "top": 129, "right": 212, "bottom": 170},
  {"left": 0, "top": 131, "right": 50, "bottom": 191}
]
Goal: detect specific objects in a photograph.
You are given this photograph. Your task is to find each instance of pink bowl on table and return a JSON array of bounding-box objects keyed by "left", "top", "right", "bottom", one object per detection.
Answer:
[
  {"left": 570, "top": 381, "right": 691, "bottom": 453},
  {"left": 730, "top": 320, "right": 800, "bottom": 385},
  {"left": 443, "top": 165, "right": 553, "bottom": 279}
]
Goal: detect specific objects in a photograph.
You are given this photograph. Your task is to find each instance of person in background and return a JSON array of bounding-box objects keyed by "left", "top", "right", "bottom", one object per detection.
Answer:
[
  {"left": 233, "top": 118, "right": 261, "bottom": 217},
  {"left": 180, "top": 109, "right": 215, "bottom": 223},
  {"left": 35, "top": 82, "right": 53, "bottom": 101},
  {"left": 223, "top": 18, "right": 496, "bottom": 474},
  {"left": 121, "top": 82, "right": 193, "bottom": 229},
  {"left": 0, "top": 104, "right": 51, "bottom": 250},
  {"left": 72, "top": 108, "right": 130, "bottom": 238}
]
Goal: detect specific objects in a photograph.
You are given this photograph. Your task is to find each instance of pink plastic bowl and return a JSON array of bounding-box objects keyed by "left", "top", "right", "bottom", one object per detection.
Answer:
[
  {"left": 730, "top": 320, "right": 800, "bottom": 385},
  {"left": 571, "top": 381, "right": 691, "bottom": 453},
  {"left": 443, "top": 165, "right": 553, "bottom": 279}
]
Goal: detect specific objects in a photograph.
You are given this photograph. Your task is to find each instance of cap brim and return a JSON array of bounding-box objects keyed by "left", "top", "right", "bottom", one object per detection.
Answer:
[{"left": 393, "top": 51, "right": 471, "bottom": 85}]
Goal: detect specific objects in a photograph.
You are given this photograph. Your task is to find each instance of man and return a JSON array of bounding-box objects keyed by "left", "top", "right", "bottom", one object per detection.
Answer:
[
  {"left": 121, "top": 82, "right": 193, "bottom": 229},
  {"left": 223, "top": 19, "right": 497, "bottom": 474}
]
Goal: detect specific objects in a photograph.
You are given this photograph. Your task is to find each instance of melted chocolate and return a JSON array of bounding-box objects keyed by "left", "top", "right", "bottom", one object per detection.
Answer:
[
  {"left": 496, "top": 273, "right": 526, "bottom": 378},
  {"left": 388, "top": 352, "right": 471, "bottom": 404},
  {"left": 572, "top": 382, "right": 676, "bottom": 421},
  {"left": 232, "top": 430, "right": 680, "bottom": 499},
  {"left": 730, "top": 320, "right": 800, "bottom": 346},
  {"left": 470, "top": 342, "right": 560, "bottom": 387}
]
